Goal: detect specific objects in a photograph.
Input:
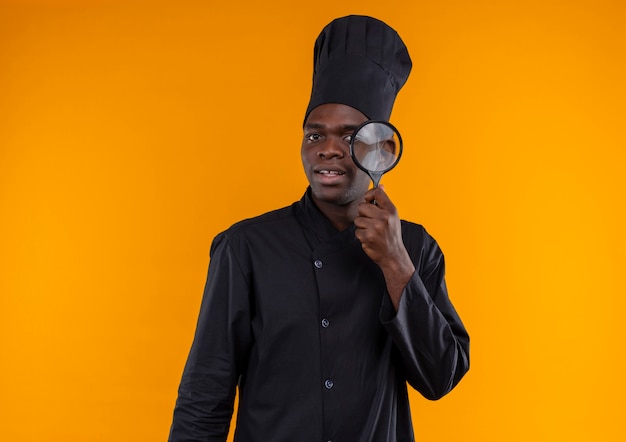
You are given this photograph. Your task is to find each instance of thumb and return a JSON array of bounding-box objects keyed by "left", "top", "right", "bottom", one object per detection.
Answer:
[{"left": 372, "top": 185, "right": 392, "bottom": 208}]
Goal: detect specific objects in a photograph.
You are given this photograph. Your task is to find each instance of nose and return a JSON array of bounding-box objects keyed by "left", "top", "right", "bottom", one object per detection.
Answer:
[{"left": 318, "top": 136, "right": 346, "bottom": 160}]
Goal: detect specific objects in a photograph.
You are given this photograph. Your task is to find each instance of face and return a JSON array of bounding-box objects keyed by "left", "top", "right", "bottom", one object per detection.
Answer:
[{"left": 301, "top": 103, "right": 371, "bottom": 209}]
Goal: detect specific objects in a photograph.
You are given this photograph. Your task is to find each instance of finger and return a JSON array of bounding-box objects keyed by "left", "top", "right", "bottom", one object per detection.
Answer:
[
  {"left": 371, "top": 186, "right": 393, "bottom": 209},
  {"left": 357, "top": 199, "right": 380, "bottom": 218},
  {"left": 362, "top": 188, "right": 378, "bottom": 204},
  {"left": 354, "top": 211, "right": 376, "bottom": 228}
]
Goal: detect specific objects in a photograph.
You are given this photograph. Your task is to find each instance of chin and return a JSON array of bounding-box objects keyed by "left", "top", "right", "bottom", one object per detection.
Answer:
[{"left": 313, "top": 184, "right": 365, "bottom": 207}]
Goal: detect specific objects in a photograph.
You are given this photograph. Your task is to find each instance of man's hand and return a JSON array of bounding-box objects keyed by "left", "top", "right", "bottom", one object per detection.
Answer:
[{"left": 354, "top": 186, "right": 416, "bottom": 311}]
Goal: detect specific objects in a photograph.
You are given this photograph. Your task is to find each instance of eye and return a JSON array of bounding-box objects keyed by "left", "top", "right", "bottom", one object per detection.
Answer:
[
  {"left": 305, "top": 133, "right": 322, "bottom": 143},
  {"left": 343, "top": 134, "right": 353, "bottom": 143}
]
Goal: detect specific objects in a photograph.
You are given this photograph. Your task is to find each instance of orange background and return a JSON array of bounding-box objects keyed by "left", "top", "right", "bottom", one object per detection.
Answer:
[{"left": 1, "top": 0, "right": 625, "bottom": 440}]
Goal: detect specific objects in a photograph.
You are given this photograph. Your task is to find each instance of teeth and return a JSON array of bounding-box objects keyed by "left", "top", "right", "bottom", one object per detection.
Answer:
[{"left": 318, "top": 170, "right": 343, "bottom": 175}]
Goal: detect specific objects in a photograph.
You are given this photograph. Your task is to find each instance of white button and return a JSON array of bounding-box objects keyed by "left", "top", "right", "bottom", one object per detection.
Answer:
[
  {"left": 324, "top": 379, "right": 334, "bottom": 389},
  {"left": 321, "top": 318, "right": 330, "bottom": 328},
  {"left": 314, "top": 259, "right": 323, "bottom": 269}
]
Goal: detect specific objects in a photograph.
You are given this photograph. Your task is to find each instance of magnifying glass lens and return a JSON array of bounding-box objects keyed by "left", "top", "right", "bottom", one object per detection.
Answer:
[{"left": 350, "top": 121, "right": 403, "bottom": 187}]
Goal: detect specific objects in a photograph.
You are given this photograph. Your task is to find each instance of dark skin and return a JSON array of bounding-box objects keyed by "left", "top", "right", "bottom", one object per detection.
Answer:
[{"left": 301, "top": 103, "right": 415, "bottom": 311}]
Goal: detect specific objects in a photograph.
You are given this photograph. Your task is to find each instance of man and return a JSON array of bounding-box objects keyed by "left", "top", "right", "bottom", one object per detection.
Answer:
[{"left": 169, "top": 15, "right": 469, "bottom": 442}]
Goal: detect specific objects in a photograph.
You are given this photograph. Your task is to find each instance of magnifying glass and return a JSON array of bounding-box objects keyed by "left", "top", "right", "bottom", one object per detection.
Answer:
[{"left": 350, "top": 120, "right": 403, "bottom": 188}]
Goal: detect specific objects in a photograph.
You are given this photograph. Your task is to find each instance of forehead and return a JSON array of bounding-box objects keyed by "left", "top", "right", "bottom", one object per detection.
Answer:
[{"left": 304, "top": 103, "right": 368, "bottom": 128}]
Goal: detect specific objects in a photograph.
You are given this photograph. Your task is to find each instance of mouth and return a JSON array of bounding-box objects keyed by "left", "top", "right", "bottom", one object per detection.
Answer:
[
  {"left": 313, "top": 167, "right": 347, "bottom": 184},
  {"left": 315, "top": 169, "right": 345, "bottom": 176}
]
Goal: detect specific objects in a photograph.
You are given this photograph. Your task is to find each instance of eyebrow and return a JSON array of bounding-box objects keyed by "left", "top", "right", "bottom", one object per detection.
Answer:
[{"left": 304, "top": 123, "right": 361, "bottom": 132}]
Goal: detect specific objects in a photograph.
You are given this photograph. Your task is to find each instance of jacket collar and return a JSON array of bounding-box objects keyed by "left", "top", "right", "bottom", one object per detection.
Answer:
[{"left": 294, "top": 187, "right": 357, "bottom": 250}]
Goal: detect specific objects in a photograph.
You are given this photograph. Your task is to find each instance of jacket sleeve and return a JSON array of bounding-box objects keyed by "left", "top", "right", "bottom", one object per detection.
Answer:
[
  {"left": 380, "top": 224, "right": 470, "bottom": 400},
  {"left": 169, "top": 232, "right": 252, "bottom": 441}
]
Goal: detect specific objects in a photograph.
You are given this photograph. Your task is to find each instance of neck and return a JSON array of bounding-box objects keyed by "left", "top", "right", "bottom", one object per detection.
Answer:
[{"left": 311, "top": 197, "right": 358, "bottom": 232}]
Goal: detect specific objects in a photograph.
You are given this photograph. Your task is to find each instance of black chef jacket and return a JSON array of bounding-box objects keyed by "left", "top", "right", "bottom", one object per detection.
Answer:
[{"left": 169, "top": 189, "right": 469, "bottom": 442}]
